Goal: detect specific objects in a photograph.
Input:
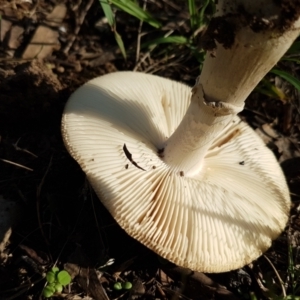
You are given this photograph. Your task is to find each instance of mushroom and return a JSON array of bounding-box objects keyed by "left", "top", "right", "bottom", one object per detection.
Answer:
[{"left": 62, "top": 1, "right": 300, "bottom": 272}]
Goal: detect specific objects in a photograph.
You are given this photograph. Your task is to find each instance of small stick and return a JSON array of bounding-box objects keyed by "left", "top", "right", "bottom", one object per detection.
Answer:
[
  {"left": 63, "top": 0, "right": 94, "bottom": 54},
  {"left": 36, "top": 155, "right": 53, "bottom": 245},
  {"left": 264, "top": 255, "right": 287, "bottom": 298},
  {"left": 123, "top": 144, "right": 146, "bottom": 171},
  {"left": 0, "top": 158, "right": 33, "bottom": 171},
  {"left": 13, "top": 137, "right": 38, "bottom": 158}
]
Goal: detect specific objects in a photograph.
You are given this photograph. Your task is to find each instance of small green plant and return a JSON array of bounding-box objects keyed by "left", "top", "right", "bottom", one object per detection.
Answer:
[
  {"left": 113, "top": 281, "right": 132, "bottom": 291},
  {"left": 287, "top": 245, "right": 300, "bottom": 298},
  {"left": 98, "top": 0, "right": 215, "bottom": 63},
  {"left": 99, "top": 0, "right": 299, "bottom": 99},
  {"left": 43, "top": 267, "right": 72, "bottom": 298},
  {"left": 98, "top": 0, "right": 161, "bottom": 59}
]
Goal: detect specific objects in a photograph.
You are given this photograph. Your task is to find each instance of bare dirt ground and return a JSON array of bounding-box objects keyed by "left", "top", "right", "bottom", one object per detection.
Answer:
[{"left": 0, "top": 1, "right": 299, "bottom": 300}]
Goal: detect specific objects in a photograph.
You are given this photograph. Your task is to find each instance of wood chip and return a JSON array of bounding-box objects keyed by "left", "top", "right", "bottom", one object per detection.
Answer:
[
  {"left": 22, "top": 4, "right": 67, "bottom": 59},
  {"left": 8, "top": 25, "right": 24, "bottom": 49},
  {"left": 0, "top": 19, "right": 12, "bottom": 43}
]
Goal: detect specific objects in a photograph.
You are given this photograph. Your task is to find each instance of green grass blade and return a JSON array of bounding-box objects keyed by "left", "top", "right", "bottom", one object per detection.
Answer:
[
  {"left": 188, "top": 0, "right": 198, "bottom": 30},
  {"left": 199, "top": 0, "right": 212, "bottom": 26},
  {"left": 255, "top": 82, "right": 286, "bottom": 100},
  {"left": 280, "top": 57, "right": 300, "bottom": 64},
  {"left": 114, "top": 31, "right": 126, "bottom": 59},
  {"left": 98, "top": 0, "right": 126, "bottom": 59},
  {"left": 141, "top": 35, "right": 188, "bottom": 48},
  {"left": 110, "top": 0, "right": 161, "bottom": 28},
  {"left": 271, "top": 68, "right": 300, "bottom": 91},
  {"left": 99, "top": 0, "right": 115, "bottom": 26}
]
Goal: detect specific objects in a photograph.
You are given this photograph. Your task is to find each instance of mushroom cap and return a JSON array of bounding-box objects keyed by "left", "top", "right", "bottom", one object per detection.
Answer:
[{"left": 62, "top": 71, "right": 290, "bottom": 272}]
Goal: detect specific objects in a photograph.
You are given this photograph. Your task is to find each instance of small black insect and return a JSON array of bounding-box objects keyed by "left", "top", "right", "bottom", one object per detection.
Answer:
[
  {"left": 152, "top": 166, "right": 156, "bottom": 169},
  {"left": 123, "top": 144, "right": 146, "bottom": 171},
  {"left": 239, "top": 161, "right": 245, "bottom": 165},
  {"left": 180, "top": 171, "right": 184, "bottom": 177},
  {"left": 125, "top": 164, "right": 129, "bottom": 169}
]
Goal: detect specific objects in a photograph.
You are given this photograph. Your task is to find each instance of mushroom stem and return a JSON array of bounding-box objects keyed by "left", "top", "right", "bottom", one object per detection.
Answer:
[{"left": 163, "top": 0, "right": 300, "bottom": 176}]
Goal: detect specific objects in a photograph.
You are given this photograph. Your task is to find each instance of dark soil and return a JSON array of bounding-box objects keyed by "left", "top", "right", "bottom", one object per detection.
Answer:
[{"left": 0, "top": 1, "right": 299, "bottom": 300}]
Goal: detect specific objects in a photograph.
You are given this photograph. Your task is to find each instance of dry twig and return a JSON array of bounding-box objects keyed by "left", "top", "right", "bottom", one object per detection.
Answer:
[
  {"left": 63, "top": 0, "right": 94, "bottom": 54},
  {"left": 264, "top": 255, "right": 287, "bottom": 298},
  {"left": 36, "top": 155, "right": 53, "bottom": 246},
  {"left": 0, "top": 158, "right": 33, "bottom": 171}
]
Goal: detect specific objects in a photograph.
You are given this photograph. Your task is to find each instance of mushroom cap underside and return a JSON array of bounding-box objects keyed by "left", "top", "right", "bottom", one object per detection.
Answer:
[{"left": 62, "top": 71, "right": 290, "bottom": 272}]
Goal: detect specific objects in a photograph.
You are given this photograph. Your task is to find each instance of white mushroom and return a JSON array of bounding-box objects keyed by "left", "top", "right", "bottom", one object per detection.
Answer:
[{"left": 62, "top": 1, "right": 300, "bottom": 272}]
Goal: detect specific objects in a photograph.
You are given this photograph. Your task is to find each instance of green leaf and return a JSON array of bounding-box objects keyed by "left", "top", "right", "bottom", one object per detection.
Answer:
[
  {"left": 99, "top": 0, "right": 115, "bottom": 27},
  {"left": 142, "top": 35, "right": 188, "bottom": 48},
  {"left": 57, "top": 270, "right": 71, "bottom": 286},
  {"left": 51, "top": 266, "right": 59, "bottom": 274},
  {"left": 110, "top": 0, "right": 161, "bottom": 28},
  {"left": 46, "top": 271, "right": 56, "bottom": 284},
  {"left": 113, "top": 282, "right": 122, "bottom": 290},
  {"left": 271, "top": 68, "right": 300, "bottom": 91},
  {"left": 43, "top": 286, "right": 55, "bottom": 298},
  {"left": 249, "top": 292, "right": 258, "bottom": 300},
  {"left": 122, "top": 281, "right": 132, "bottom": 290},
  {"left": 114, "top": 31, "right": 126, "bottom": 59},
  {"left": 55, "top": 282, "right": 63, "bottom": 293},
  {"left": 48, "top": 282, "right": 56, "bottom": 288}
]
